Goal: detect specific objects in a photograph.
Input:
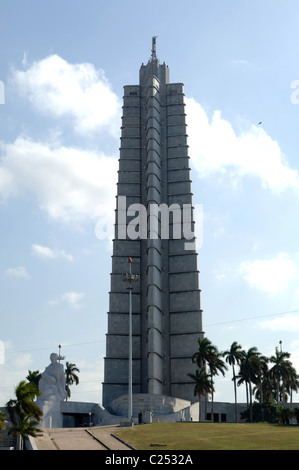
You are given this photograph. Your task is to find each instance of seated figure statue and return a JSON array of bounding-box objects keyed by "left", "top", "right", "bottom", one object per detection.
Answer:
[{"left": 39, "top": 353, "right": 67, "bottom": 402}]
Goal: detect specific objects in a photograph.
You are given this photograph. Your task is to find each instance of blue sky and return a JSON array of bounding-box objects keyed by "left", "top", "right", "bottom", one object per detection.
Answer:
[{"left": 1, "top": 0, "right": 299, "bottom": 406}]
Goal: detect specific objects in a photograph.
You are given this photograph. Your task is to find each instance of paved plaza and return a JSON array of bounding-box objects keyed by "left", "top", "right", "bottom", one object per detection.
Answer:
[{"left": 32, "top": 425, "right": 132, "bottom": 451}]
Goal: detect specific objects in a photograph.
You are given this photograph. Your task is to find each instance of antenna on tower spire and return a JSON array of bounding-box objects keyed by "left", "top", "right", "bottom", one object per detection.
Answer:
[{"left": 151, "top": 36, "right": 158, "bottom": 61}]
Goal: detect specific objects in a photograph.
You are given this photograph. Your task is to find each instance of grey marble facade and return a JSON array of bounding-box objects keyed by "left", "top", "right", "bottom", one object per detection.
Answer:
[{"left": 102, "top": 42, "right": 204, "bottom": 408}]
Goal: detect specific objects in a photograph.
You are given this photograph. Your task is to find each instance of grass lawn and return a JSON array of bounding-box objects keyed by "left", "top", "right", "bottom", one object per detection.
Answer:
[{"left": 115, "top": 422, "right": 299, "bottom": 450}]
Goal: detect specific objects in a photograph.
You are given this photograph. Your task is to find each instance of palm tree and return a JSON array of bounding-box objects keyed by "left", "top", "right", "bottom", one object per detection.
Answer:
[
  {"left": 26, "top": 370, "right": 41, "bottom": 389},
  {"left": 223, "top": 341, "right": 243, "bottom": 422},
  {"left": 235, "top": 347, "right": 261, "bottom": 422},
  {"left": 6, "top": 380, "right": 42, "bottom": 449},
  {"left": 65, "top": 362, "right": 80, "bottom": 400},
  {"left": 285, "top": 367, "right": 299, "bottom": 403},
  {"left": 0, "top": 410, "right": 7, "bottom": 441},
  {"left": 192, "top": 337, "right": 218, "bottom": 370},
  {"left": 253, "top": 372, "right": 273, "bottom": 403},
  {"left": 8, "top": 415, "right": 41, "bottom": 450},
  {"left": 6, "top": 380, "right": 42, "bottom": 424},
  {"left": 209, "top": 351, "right": 227, "bottom": 421},
  {"left": 269, "top": 348, "right": 292, "bottom": 403},
  {"left": 188, "top": 368, "right": 214, "bottom": 421},
  {"left": 192, "top": 337, "right": 222, "bottom": 419},
  {"left": 254, "top": 355, "right": 269, "bottom": 403}
]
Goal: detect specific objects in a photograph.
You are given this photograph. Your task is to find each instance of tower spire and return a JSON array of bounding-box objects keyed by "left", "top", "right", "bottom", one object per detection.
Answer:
[{"left": 151, "top": 36, "right": 157, "bottom": 61}]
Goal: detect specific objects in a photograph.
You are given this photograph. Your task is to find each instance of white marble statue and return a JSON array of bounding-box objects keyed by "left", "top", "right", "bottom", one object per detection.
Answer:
[{"left": 39, "top": 353, "right": 66, "bottom": 402}]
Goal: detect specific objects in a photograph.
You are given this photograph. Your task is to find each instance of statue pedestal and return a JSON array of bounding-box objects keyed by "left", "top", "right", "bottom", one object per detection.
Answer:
[{"left": 37, "top": 398, "right": 63, "bottom": 428}]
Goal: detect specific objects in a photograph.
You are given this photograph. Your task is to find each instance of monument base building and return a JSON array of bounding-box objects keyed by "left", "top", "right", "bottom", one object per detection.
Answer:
[{"left": 102, "top": 39, "right": 204, "bottom": 415}]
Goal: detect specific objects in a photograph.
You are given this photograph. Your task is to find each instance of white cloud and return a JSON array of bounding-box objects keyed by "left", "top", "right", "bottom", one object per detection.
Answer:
[
  {"left": 239, "top": 253, "right": 297, "bottom": 293},
  {"left": 49, "top": 291, "right": 85, "bottom": 309},
  {"left": 11, "top": 352, "right": 33, "bottom": 369},
  {"left": 0, "top": 136, "right": 118, "bottom": 224},
  {"left": 32, "top": 244, "right": 73, "bottom": 261},
  {"left": 186, "top": 98, "right": 299, "bottom": 194},
  {"left": 230, "top": 59, "right": 251, "bottom": 66},
  {"left": 1, "top": 55, "right": 121, "bottom": 229},
  {"left": 259, "top": 314, "right": 299, "bottom": 332},
  {"left": 61, "top": 291, "right": 85, "bottom": 306},
  {"left": 12, "top": 54, "right": 121, "bottom": 136},
  {"left": 5, "top": 266, "right": 31, "bottom": 280}
]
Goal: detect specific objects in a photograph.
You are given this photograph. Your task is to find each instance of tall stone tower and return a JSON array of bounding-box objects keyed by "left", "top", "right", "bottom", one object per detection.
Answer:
[{"left": 102, "top": 39, "right": 204, "bottom": 409}]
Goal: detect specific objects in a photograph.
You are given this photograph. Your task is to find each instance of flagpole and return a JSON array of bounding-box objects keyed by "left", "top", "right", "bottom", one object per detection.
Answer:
[{"left": 122, "top": 257, "right": 138, "bottom": 424}]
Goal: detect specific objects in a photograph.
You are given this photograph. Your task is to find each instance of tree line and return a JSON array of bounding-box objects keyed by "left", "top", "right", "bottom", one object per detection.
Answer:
[
  {"left": 0, "top": 361, "right": 79, "bottom": 449},
  {"left": 189, "top": 337, "right": 299, "bottom": 423}
]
